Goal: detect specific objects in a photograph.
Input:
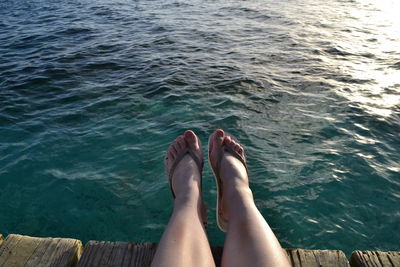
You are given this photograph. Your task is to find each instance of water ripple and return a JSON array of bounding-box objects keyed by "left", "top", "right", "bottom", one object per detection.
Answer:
[{"left": 0, "top": 0, "right": 399, "bottom": 255}]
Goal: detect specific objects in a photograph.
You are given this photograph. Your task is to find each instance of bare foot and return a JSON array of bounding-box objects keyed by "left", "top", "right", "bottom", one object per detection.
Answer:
[
  {"left": 209, "top": 129, "right": 251, "bottom": 224},
  {"left": 166, "top": 130, "right": 207, "bottom": 227}
]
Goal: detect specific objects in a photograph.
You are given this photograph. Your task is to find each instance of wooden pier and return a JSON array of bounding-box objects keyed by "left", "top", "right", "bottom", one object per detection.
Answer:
[{"left": 0, "top": 233, "right": 399, "bottom": 266}]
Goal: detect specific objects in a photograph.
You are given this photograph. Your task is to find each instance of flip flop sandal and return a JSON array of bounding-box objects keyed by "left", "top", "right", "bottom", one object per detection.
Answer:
[
  {"left": 165, "top": 137, "right": 208, "bottom": 229},
  {"left": 208, "top": 132, "right": 248, "bottom": 232}
]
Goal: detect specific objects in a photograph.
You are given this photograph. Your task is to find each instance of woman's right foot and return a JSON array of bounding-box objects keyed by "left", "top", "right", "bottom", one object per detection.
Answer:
[
  {"left": 209, "top": 129, "right": 252, "bottom": 224},
  {"left": 166, "top": 130, "right": 208, "bottom": 228}
]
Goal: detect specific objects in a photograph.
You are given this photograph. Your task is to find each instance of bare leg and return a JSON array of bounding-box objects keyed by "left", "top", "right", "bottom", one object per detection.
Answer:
[
  {"left": 209, "top": 130, "right": 290, "bottom": 267},
  {"left": 151, "top": 131, "right": 215, "bottom": 267}
]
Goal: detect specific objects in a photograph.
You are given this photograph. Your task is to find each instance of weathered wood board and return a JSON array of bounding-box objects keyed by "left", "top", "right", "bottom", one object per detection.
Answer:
[
  {"left": 0, "top": 234, "right": 83, "bottom": 267},
  {"left": 3, "top": 233, "right": 398, "bottom": 267},
  {"left": 76, "top": 241, "right": 350, "bottom": 267},
  {"left": 350, "top": 250, "right": 400, "bottom": 267},
  {"left": 76, "top": 242, "right": 225, "bottom": 267},
  {"left": 286, "top": 249, "right": 350, "bottom": 267},
  {"left": 77, "top": 241, "right": 157, "bottom": 267}
]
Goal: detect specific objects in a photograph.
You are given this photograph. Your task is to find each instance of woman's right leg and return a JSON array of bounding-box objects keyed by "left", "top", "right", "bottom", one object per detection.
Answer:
[
  {"left": 209, "top": 130, "right": 291, "bottom": 267},
  {"left": 151, "top": 131, "right": 215, "bottom": 267}
]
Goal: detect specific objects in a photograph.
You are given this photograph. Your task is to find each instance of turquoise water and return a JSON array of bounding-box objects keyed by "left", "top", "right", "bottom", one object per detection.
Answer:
[{"left": 1, "top": 0, "right": 399, "bottom": 256}]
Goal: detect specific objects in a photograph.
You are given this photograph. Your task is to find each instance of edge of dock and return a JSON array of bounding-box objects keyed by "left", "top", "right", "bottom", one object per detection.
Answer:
[{"left": 0, "top": 233, "right": 399, "bottom": 267}]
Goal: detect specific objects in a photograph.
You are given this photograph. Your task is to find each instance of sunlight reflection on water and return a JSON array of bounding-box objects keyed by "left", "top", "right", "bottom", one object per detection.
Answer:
[{"left": 333, "top": 0, "right": 400, "bottom": 117}]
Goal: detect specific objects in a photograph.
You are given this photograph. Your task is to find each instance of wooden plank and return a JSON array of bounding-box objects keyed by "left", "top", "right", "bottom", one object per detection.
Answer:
[
  {"left": 286, "top": 249, "right": 350, "bottom": 267},
  {"left": 77, "top": 241, "right": 351, "bottom": 267},
  {"left": 387, "top": 251, "right": 400, "bottom": 267},
  {"left": 131, "top": 242, "right": 158, "bottom": 267},
  {"left": 77, "top": 241, "right": 157, "bottom": 267},
  {"left": 107, "top": 242, "right": 130, "bottom": 266},
  {"left": 39, "top": 237, "right": 83, "bottom": 266},
  {"left": 0, "top": 234, "right": 24, "bottom": 266},
  {"left": 350, "top": 250, "right": 400, "bottom": 267},
  {"left": 0, "top": 234, "right": 83, "bottom": 267},
  {"left": 287, "top": 249, "right": 302, "bottom": 267}
]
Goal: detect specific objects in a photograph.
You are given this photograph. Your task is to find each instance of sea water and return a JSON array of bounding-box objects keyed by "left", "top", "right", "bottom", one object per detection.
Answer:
[{"left": 0, "top": 0, "right": 399, "bottom": 255}]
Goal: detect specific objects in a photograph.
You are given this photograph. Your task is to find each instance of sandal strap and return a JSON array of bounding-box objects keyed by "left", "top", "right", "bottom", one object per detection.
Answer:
[{"left": 216, "top": 144, "right": 248, "bottom": 178}]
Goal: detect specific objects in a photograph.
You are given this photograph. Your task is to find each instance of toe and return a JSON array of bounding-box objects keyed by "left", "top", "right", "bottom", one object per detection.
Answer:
[
  {"left": 168, "top": 150, "right": 174, "bottom": 160},
  {"left": 166, "top": 141, "right": 179, "bottom": 171},
  {"left": 224, "top": 136, "right": 232, "bottom": 146},
  {"left": 185, "top": 130, "right": 199, "bottom": 149},
  {"left": 209, "top": 129, "right": 225, "bottom": 168},
  {"left": 215, "top": 129, "right": 224, "bottom": 138},
  {"left": 171, "top": 149, "right": 177, "bottom": 159},
  {"left": 177, "top": 136, "right": 187, "bottom": 149},
  {"left": 234, "top": 144, "right": 240, "bottom": 151},
  {"left": 171, "top": 142, "right": 179, "bottom": 156},
  {"left": 212, "top": 129, "right": 224, "bottom": 149}
]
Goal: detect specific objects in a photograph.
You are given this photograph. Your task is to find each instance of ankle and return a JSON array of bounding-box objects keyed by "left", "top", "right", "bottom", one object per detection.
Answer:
[
  {"left": 224, "top": 186, "right": 254, "bottom": 216},
  {"left": 174, "top": 190, "right": 203, "bottom": 217},
  {"left": 226, "top": 186, "right": 253, "bottom": 202},
  {"left": 174, "top": 186, "right": 201, "bottom": 203},
  {"left": 171, "top": 170, "right": 201, "bottom": 197},
  {"left": 224, "top": 177, "right": 251, "bottom": 199}
]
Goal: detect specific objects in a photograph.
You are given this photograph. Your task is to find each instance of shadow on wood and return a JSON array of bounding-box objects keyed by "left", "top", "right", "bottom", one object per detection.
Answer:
[
  {"left": 77, "top": 242, "right": 226, "bottom": 267},
  {"left": 77, "top": 241, "right": 157, "bottom": 267}
]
